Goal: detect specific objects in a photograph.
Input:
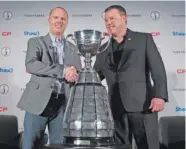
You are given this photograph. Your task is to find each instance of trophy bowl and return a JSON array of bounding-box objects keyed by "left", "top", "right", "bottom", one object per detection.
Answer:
[
  {"left": 66, "top": 29, "right": 110, "bottom": 57},
  {"left": 74, "top": 29, "right": 101, "bottom": 57}
]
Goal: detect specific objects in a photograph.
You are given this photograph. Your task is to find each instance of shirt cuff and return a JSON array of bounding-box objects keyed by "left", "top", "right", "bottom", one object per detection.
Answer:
[{"left": 62, "top": 65, "right": 66, "bottom": 78}]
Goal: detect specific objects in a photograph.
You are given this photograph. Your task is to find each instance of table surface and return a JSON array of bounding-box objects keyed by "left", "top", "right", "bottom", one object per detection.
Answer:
[{"left": 43, "top": 144, "right": 132, "bottom": 149}]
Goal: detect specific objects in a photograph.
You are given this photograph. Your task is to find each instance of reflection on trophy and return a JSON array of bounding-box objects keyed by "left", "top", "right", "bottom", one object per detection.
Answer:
[{"left": 44, "top": 29, "right": 131, "bottom": 149}]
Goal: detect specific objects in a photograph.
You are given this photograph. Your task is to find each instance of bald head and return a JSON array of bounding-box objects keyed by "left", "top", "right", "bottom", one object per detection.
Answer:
[
  {"left": 48, "top": 7, "right": 68, "bottom": 38},
  {"left": 49, "top": 7, "right": 68, "bottom": 18}
]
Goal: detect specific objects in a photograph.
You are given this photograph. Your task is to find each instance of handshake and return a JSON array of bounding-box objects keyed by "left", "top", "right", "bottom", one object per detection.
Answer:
[{"left": 64, "top": 66, "right": 78, "bottom": 83}]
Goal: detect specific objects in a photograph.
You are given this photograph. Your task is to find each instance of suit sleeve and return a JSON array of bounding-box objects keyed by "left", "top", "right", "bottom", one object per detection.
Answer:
[
  {"left": 25, "top": 38, "right": 64, "bottom": 78},
  {"left": 93, "top": 54, "right": 105, "bottom": 81},
  {"left": 146, "top": 33, "right": 168, "bottom": 102}
]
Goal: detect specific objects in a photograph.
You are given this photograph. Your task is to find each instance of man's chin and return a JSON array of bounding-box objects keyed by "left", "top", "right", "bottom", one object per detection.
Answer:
[
  {"left": 55, "top": 31, "right": 63, "bottom": 35},
  {"left": 110, "top": 32, "right": 117, "bottom": 37},
  {"left": 108, "top": 31, "right": 115, "bottom": 36}
]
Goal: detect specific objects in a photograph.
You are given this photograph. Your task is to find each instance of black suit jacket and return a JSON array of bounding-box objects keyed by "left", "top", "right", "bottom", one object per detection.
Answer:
[{"left": 94, "top": 28, "right": 168, "bottom": 112}]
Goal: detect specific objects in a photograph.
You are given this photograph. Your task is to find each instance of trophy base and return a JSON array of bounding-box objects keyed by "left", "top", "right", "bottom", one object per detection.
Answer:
[
  {"left": 63, "top": 137, "right": 115, "bottom": 146},
  {"left": 44, "top": 144, "right": 132, "bottom": 149}
]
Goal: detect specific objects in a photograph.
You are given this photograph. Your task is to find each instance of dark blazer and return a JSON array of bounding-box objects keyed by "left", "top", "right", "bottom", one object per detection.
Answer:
[{"left": 94, "top": 28, "right": 168, "bottom": 112}]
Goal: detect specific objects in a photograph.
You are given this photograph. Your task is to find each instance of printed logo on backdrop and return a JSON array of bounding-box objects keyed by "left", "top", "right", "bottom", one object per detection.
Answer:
[
  {"left": 172, "top": 14, "right": 186, "bottom": 18},
  {"left": 173, "top": 69, "right": 185, "bottom": 92},
  {"left": 24, "top": 31, "right": 40, "bottom": 36},
  {"left": 21, "top": 87, "right": 25, "bottom": 91},
  {"left": 151, "top": 32, "right": 160, "bottom": 36},
  {"left": 1, "top": 47, "right": 11, "bottom": 56},
  {"left": 172, "top": 49, "right": 185, "bottom": 54},
  {"left": 150, "top": 11, "right": 160, "bottom": 20},
  {"left": 0, "top": 84, "right": 9, "bottom": 95},
  {"left": 72, "top": 14, "right": 92, "bottom": 17},
  {"left": 101, "top": 12, "right": 104, "bottom": 19},
  {"left": 101, "top": 12, "right": 142, "bottom": 19},
  {"left": 0, "top": 107, "right": 8, "bottom": 112},
  {"left": 172, "top": 31, "right": 185, "bottom": 36},
  {"left": 175, "top": 107, "right": 186, "bottom": 112},
  {"left": 173, "top": 88, "right": 186, "bottom": 92},
  {"left": 24, "top": 14, "right": 45, "bottom": 18},
  {"left": 21, "top": 83, "right": 26, "bottom": 91},
  {"left": 0, "top": 67, "right": 13, "bottom": 73},
  {"left": 2, "top": 32, "right": 11, "bottom": 36},
  {"left": 176, "top": 69, "right": 186, "bottom": 74},
  {"left": 23, "top": 50, "right": 27, "bottom": 54},
  {"left": 3, "top": 10, "right": 13, "bottom": 20},
  {"left": 127, "top": 14, "right": 142, "bottom": 18}
]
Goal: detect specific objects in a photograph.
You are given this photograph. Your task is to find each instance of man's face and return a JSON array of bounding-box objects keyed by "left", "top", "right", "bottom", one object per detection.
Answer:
[
  {"left": 104, "top": 9, "right": 126, "bottom": 36},
  {"left": 48, "top": 8, "right": 68, "bottom": 36}
]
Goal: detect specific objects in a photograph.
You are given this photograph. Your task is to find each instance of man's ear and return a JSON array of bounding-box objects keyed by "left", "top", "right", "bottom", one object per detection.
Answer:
[
  {"left": 122, "top": 15, "right": 127, "bottom": 21},
  {"left": 48, "top": 17, "right": 50, "bottom": 23}
]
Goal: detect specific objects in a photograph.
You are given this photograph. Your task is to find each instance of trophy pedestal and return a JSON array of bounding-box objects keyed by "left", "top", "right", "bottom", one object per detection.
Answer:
[{"left": 44, "top": 144, "right": 132, "bottom": 149}]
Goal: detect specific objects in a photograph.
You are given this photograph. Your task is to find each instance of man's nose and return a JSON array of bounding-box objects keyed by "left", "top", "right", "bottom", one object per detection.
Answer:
[
  {"left": 57, "top": 18, "right": 63, "bottom": 22},
  {"left": 106, "top": 20, "right": 112, "bottom": 25}
]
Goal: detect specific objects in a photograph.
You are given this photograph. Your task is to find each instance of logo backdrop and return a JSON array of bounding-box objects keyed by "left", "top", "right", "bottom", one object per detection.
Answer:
[{"left": 0, "top": 1, "right": 185, "bottom": 131}]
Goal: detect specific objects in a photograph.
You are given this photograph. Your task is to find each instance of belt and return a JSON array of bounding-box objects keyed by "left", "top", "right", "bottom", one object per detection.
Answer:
[{"left": 51, "top": 92, "right": 64, "bottom": 99}]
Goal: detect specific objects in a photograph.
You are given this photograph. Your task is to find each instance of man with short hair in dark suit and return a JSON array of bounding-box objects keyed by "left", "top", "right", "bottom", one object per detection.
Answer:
[{"left": 94, "top": 5, "right": 168, "bottom": 149}]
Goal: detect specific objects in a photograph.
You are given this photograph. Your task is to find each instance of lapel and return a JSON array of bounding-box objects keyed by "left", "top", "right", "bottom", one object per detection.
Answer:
[
  {"left": 43, "top": 33, "right": 55, "bottom": 62},
  {"left": 63, "top": 39, "right": 69, "bottom": 63},
  {"left": 43, "top": 33, "right": 67, "bottom": 63},
  {"left": 117, "top": 28, "right": 134, "bottom": 70},
  {"left": 104, "top": 40, "right": 116, "bottom": 71}
]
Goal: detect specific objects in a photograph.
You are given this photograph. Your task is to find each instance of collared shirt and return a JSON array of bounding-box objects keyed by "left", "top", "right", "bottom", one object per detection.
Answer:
[
  {"left": 49, "top": 33, "right": 65, "bottom": 94},
  {"left": 112, "top": 30, "right": 128, "bottom": 66},
  {"left": 49, "top": 33, "right": 64, "bottom": 65}
]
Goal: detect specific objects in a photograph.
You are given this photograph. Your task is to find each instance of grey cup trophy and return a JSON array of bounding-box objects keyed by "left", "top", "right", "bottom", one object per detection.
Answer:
[{"left": 44, "top": 30, "right": 131, "bottom": 149}]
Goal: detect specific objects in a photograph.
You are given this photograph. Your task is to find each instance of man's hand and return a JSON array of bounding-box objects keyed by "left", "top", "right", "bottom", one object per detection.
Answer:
[
  {"left": 64, "top": 66, "right": 78, "bottom": 82},
  {"left": 149, "top": 98, "right": 165, "bottom": 112}
]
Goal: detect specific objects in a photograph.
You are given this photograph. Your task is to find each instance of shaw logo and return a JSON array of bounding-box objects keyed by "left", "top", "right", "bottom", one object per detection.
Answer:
[
  {"left": 0, "top": 67, "right": 13, "bottom": 73},
  {"left": 0, "top": 107, "right": 8, "bottom": 112},
  {"left": 2, "top": 32, "right": 11, "bottom": 36},
  {"left": 172, "top": 31, "right": 185, "bottom": 36},
  {"left": 176, "top": 69, "right": 186, "bottom": 74},
  {"left": 176, "top": 107, "right": 186, "bottom": 112},
  {"left": 151, "top": 32, "right": 160, "bottom": 36},
  {"left": 24, "top": 31, "right": 39, "bottom": 36}
]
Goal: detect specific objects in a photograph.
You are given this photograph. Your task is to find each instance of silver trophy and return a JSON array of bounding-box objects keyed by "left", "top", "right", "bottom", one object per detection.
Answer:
[{"left": 44, "top": 30, "right": 131, "bottom": 149}]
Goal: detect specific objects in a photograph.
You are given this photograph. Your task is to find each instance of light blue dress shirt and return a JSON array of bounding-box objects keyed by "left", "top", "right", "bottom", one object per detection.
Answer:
[{"left": 49, "top": 33, "right": 65, "bottom": 94}]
